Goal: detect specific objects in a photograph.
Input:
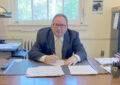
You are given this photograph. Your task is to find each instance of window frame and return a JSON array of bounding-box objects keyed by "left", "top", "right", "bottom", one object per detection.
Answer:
[{"left": 9, "top": 0, "right": 87, "bottom": 26}]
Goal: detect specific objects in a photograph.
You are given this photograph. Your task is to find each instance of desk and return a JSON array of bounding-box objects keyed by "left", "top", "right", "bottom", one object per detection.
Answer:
[
  {"left": 0, "top": 75, "right": 119, "bottom": 85},
  {"left": 0, "top": 59, "right": 120, "bottom": 85}
]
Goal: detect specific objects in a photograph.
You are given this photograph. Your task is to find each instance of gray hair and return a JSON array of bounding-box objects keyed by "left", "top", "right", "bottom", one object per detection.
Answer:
[{"left": 52, "top": 14, "right": 68, "bottom": 25}]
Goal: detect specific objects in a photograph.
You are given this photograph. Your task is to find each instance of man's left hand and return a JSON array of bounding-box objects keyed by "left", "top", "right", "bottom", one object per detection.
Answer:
[{"left": 64, "top": 56, "right": 78, "bottom": 66}]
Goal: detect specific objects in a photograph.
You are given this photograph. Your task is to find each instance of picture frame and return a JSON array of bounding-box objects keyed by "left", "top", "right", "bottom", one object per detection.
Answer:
[{"left": 92, "top": 0, "right": 103, "bottom": 14}]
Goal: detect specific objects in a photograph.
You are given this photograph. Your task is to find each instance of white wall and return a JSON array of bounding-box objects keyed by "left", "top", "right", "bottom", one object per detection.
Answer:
[{"left": 0, "top": 0, "right": 120, "bottom": 58}]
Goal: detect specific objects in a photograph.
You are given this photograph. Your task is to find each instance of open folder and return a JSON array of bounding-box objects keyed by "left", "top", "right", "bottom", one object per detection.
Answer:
[{"left": 26, "top": 66, "right": 64, "bottom": 77}]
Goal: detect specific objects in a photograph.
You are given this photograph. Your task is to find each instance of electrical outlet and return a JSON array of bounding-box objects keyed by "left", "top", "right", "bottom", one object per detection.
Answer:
[{"left": 101, "top": 50, "right": 104, "bottom": 57}]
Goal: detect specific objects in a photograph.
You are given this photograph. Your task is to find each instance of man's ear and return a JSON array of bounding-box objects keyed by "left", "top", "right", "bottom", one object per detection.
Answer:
[
  {"left": 66, "top": 24, "right": 68, "bottom": 28},
  {"left": 51, "top": 24, "right": 53, "bottom": 29}
]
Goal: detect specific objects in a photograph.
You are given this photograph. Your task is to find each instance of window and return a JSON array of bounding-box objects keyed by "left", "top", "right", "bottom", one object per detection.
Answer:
[{"left": 9, "top": 0, "right": 86, "bottom": 25}]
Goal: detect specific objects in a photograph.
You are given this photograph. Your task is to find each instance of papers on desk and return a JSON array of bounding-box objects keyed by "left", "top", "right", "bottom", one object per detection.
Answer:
[
  {"left": 26, "top": 66, "right": 64, "bottom": 77},
  {"left": 95, "top": 58, "right": 119, "bottom": 73},
  {"left": 95, "top": 58, "right": 119, "bottom": 65},
  {"left": 26, "top": 65, "right": 98, "bottom": 77},
  {"left": 69, "top": 65, "right": 98, "bottom": 75}
]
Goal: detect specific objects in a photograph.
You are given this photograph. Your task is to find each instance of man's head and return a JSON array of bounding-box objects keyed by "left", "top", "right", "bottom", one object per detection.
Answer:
[{"left": 51, "top": 14, "right": 68, "bottom": 38}]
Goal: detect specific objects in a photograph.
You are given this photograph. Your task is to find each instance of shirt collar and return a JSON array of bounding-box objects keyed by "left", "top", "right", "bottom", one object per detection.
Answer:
[{"left": 54, "top": 35, "right": 63, "bottom": 42}]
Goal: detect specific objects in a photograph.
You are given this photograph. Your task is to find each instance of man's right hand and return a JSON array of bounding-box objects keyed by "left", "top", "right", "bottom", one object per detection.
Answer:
[{"left": 45, "top": 55, "right": 58, "bottom": 64}]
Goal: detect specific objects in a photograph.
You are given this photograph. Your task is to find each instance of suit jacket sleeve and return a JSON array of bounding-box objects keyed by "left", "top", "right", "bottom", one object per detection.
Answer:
[
  {"left": 72, "top": 32, "right": 87, "bottom": 62},
  {"left": 28, "top": 29, "right": 48, "bottom": 61}
]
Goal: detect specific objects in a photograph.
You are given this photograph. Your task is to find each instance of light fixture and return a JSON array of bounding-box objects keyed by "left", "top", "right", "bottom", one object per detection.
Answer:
[{"left": 0, "top": 6, "right": 12, "bottom": 18}]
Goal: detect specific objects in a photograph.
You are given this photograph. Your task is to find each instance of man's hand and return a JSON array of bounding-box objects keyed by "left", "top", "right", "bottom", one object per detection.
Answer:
[
  {"left": 45, "top": 55, "right": 58, "bottom": 64},
  {"left": 64, "top": 56, "right": 78, "bottom": 66}
]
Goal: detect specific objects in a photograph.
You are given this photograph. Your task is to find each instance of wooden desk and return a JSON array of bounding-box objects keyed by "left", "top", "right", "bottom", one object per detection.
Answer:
[
  {"left": 0, "top": 59, "right": 119, "bottom": 85},
  {"left": 0, "top": 75, "right": 119, "bottom": 85}
]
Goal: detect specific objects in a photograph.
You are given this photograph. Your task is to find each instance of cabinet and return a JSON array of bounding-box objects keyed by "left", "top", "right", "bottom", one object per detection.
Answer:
[{"left": 110, "top": 6, "right": 120, "bottom": 57}]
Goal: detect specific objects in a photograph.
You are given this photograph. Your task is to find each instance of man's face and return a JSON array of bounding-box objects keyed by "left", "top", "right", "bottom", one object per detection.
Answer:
[{"left": 51, "top": 16, "right": 68, "bottom": 37}]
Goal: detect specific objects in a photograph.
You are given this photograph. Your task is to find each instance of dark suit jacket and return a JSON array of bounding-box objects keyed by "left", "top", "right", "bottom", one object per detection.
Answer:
[{"left": 28, "top": 27, "right": 87, "bottom": 62}]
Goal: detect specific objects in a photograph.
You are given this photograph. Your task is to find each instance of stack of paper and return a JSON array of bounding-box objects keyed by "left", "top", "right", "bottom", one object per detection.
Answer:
[
  {"left": 95, "top": 58, "right": 119, "bottom": 73},
  {"left": 95, "top": 58, "right": 119, "bottom": 65},
  {"left": 26, "top": 66, "right": 64, "bottom": 77},
  {"left": 69, "top": 65, "right": 98, "bottom": 75}
]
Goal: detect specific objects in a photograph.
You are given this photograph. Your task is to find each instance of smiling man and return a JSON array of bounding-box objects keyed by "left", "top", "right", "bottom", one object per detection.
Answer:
[{"left": 28, "top": 14, "right": 87, "bottom": 65}]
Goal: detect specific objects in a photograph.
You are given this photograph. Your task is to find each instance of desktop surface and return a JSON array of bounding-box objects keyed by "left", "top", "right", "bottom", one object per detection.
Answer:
[
  {"left": 0, "top": 75, "right": 119, "bottom": 85},
  {"left": 0, "top": 59, "right": 120, "bottom": 85}
]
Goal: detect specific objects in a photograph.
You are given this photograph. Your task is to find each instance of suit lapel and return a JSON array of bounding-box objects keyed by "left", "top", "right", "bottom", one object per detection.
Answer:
[
  {"left": 62, "top": 31, "right": 70, "bottom": 59},
  {"left": 47, "top": 30, "right": 55, "bottom": 54}
]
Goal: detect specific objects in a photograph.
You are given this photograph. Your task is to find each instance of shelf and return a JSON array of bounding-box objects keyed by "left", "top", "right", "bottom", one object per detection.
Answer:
[{"left": 0, "top": 14, "right": 12, "bottom": 18}]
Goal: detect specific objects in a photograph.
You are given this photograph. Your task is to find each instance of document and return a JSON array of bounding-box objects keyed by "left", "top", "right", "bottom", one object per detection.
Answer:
[
  {"left": 26, "top": 66, "right": 64, "bottom": 77},
  {"left": 95, "top": 58, "right": 119, "bottom": 73},
  {"left": 69, "top": 65, "right": 98, "bottom": 75},
  {"left": 95, "top": 58, "right": 119, "bottom": 65}
]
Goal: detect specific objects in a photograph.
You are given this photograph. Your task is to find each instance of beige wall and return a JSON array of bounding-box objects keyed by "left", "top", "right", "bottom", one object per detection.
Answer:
[{"left": 0, "top": 0, "right": 120, "bottom": 58}]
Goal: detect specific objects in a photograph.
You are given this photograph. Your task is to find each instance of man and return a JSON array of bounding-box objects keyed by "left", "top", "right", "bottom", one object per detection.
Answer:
[{"left": 28, "top": 14, "right": 87, "bottom": 65}]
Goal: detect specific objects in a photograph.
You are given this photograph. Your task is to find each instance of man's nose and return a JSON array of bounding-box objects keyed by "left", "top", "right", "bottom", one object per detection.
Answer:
[{"left": 57, "top": 26, "right": 61, "bottom": 30}]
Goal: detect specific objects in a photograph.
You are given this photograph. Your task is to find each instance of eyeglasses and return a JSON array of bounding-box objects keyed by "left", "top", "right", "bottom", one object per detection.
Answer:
[{"left": 53, "top": 23, "right": 67, "bottom": 28}]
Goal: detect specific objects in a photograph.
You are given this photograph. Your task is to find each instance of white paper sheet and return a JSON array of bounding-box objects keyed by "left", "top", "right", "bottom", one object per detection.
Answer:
[
  {"left": 95, "top": 58, "right": 119, "bottom": 65},
  {"left": 69, "top": 65, "right": 98, "bottom": 75},
  {"left": 26, "top": 66, "right": 64, "bottom": 77}
]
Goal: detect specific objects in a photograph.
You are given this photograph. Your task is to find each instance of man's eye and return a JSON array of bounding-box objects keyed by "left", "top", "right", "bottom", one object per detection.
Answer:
[
  {"left": 56, "top": 24, "right": 65, "bottom": 26},
  {"left": 53, "top": 23, "right": 66, "bottom": 27}
]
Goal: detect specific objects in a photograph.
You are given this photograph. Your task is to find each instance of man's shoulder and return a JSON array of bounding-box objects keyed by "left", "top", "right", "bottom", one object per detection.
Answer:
[
  {"left": 67, "top": 29, "right": 79, "bottom": 35},
  {"left": 38, "top": 27, "right": 51, "bottom": 33}
]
